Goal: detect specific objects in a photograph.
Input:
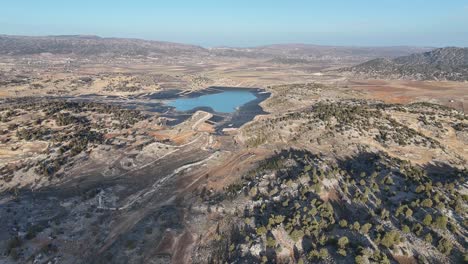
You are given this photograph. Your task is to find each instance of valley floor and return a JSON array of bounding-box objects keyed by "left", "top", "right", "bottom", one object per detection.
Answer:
[{"left": 0, "top": 53, "right": 466, "bottom": 264}]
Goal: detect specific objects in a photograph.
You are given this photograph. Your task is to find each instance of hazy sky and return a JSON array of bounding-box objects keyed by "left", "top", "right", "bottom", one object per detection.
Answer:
[{"left": 1, "top": 0, "right": 467, "bottom": 47}]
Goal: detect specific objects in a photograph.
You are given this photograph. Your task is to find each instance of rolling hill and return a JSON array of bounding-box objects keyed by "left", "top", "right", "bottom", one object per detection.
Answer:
[
  {"left": 0, "top": 35, "right": 207, "bottom": 57},
  {"left": 345, "top": 47, "right": 468, "bottom": 81}
]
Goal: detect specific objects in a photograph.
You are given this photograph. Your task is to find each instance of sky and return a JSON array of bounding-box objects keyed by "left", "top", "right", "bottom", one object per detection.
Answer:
[{"left": 1, "top": 0, "right": 467, "bottom": 47}]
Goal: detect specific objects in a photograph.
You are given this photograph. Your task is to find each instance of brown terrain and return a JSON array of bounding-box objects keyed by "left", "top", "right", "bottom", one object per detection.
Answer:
[{"left": 0, "top": 35, "right": 466, "bottom": 264}]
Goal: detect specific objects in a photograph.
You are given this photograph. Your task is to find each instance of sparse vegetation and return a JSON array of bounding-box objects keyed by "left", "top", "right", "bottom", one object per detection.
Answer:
[{"left": 214, "top": 148, "right": 467, "bottom": 263}]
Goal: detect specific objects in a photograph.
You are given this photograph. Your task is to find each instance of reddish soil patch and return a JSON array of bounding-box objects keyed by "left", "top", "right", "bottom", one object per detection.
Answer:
[
  {"left": 172, "top": 230, "right": 194, "bottom": 264},
  {"left": 149, "top": 132, "right": 171, "bottom": 141},
  {"left": 320, "top": 188, "right": 340, "bottom": 202},
  {"left": 205, "top": 148, "right": 272, "bottom": 191},
  {"left": 393, "top": 255, "right": 418, "bottom": 264},
  {"left": 155, "top": 229, "right": 176, "bottom": 255},
  {"left": 172, "top": 131, "right": 195, "bottom": 145},
  {"left": 349, "top": 79, "right": 468, "bottom": 112},
  {"left": 197, "top": 122, "right": 215, "bottom": 133},
  {"left": 104, "top": 133, "right": 119, "bottom": 139}
]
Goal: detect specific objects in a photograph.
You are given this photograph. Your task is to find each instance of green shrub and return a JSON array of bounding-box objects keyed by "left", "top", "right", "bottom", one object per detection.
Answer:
[
  {"left": 337, "top": 236, "right": 349, "bottom": 249},
  {"left": 339, "top": 219, "right": 348, "bottom": 228},
  {"left": 361, "top": 223, "right": 372, "bottom": 234},
  {"left": 421, "top": 199, "right": 433, "bottom": 208},
  {"left": 423, "top": 214, "right": 432, "bottom": 226},
  {"left": 437, "top": 238, "right": 453, "bottom": 255},
  {"left": 424, "top": 233, "right": 433, "bottom": 243},
  {"left": 290, "top": 229, "right": 304, "bottom": 242},
  {"left": 434, "top": 216, "right": 448, "bottom": 230},
  {"left": 380, "top": 230, "right": 400, "bottom": 248},
  {"left": 402, "top": 225, "right": 410, "bottom": 233}
]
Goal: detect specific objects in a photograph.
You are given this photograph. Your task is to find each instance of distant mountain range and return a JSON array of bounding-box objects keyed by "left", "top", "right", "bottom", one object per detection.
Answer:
[
  {"left": 0, "top": 35, "right": 207, "bottom": 57},
  {"left": 344, "top": 47, "right": 468, "bottom": 81},
  {"left": 210, "top": 44, "right": 433, "bottom": 63},
  {"left": 0, "top": 35, "right": 432, "bottom": 63}
]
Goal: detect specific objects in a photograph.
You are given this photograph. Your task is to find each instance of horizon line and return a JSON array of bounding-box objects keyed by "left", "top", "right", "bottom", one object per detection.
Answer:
[{"left": 0, "top": 33, "right": 452, "bottom": 49}]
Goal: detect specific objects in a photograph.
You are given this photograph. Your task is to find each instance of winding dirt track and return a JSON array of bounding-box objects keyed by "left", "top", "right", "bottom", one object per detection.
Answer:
[{"left": 96, "top": 133, "right": 213, "bottom": 255}]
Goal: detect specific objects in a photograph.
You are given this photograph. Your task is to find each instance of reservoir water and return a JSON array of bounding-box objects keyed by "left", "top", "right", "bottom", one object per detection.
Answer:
[{"left": 167, "top": 89, "right": 257, "bottom": 113}]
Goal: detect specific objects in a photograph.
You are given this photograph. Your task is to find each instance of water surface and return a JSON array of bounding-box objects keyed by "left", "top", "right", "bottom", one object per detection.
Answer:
[{"left": 167, "top": 90, "right": 257, "bottom": 113}]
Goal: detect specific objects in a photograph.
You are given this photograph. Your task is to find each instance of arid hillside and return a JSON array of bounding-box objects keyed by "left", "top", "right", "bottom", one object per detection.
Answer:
[
  {"left": 0, "top": 35, "right": 466, "bottom": 264},
  {"left": 0, "top": 35, "right": 207, "bottom": 57},
  {"left": 344, "top": 47, "right": 468, "bottom": 81}
]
